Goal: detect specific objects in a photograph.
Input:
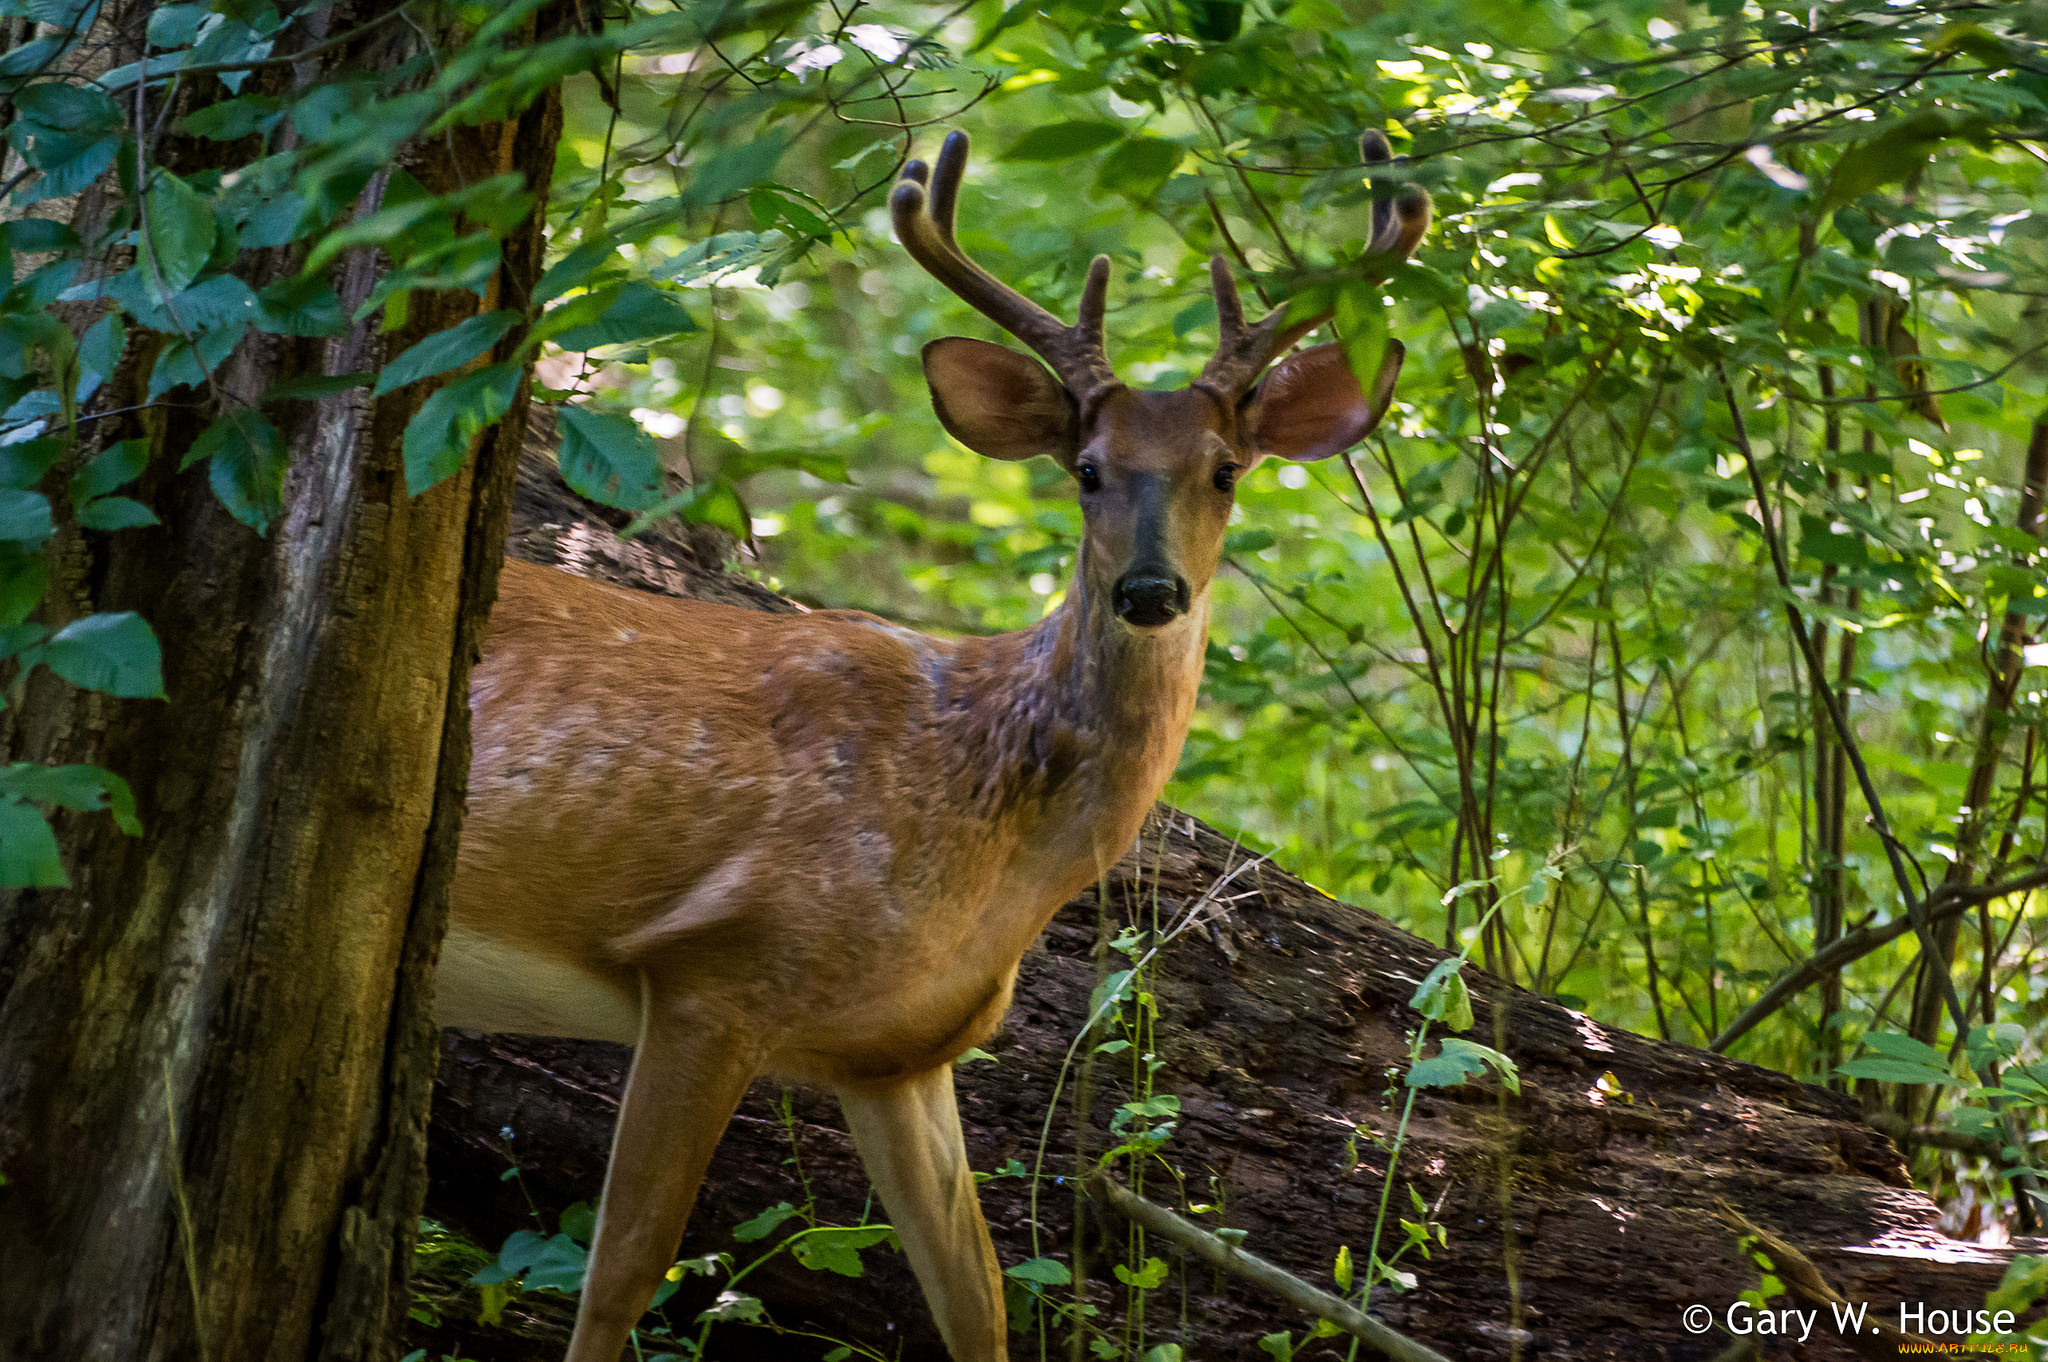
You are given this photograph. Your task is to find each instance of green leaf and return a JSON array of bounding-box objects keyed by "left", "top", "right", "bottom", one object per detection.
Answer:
[
  {"left": 1, "top": 216, "right": 79, "bottom": 253},
  {"left": 374, "top": 310, "right": 521, "bottom": 397},
  {"left": 1835, "top": 1057, "right": 1957, "bottom": 1086},
  {"left": 1408, "top": 1037, "right": 1518, "bottom": 1091},
  {"left": 76, "top": 497, "right": 158, "bottom": 530},
  {"left": 0, "top": 489, "right": 54, "bottom": 543},
  {"left": 146, "top": 320, "right": 247, "bottom": 399},
  {"left": 790, "top": 1225, "right": 892, "bottom": 1278},
  {"left": 680, "top": 131, "right": 790, "bottom": 207},
  {"left": 0, "top": 798, "right": 65, "bottom": 888},
  {"left": 187, "top": 410, "right": 287, "bottom": 532},
  {"left": 0, "top": 762, "right": 140, "bottom": 833},
  {"left": 261, "top": 372, "right": 371, "bottom": 403},
  {"left": 1860, "top": 1032, "right": 1953, "bottom": 1068},
  {"left": 556, "top": 406, "right": 662, "bottom": 511},
  {"left": 543, "top": 282, "right": 695, "bottom": 352},
  {"left": 37, "top": 611, "right": 165, "bottom": 698},
  {"left": 1003, "top": 120, "right": 1122, "bottom": 162},
  {"left": 1336, "top": 284, "right": 1390, "bottom": 401},
  {"left": 141, "top": 169, "right": 216, "bottom": 293},
  {"left": 1113, "top": 1256, "right": 1170, "bottom": 1289},
  {"left": 519, "top": 1234, "right": 587, "bottom": 1294},
  {"left": 719, "top": 446, "right": 852, "bottom": 484},
  {"left": 732, "top": 1201, "right": 798, "bottom": 1243},
  {"left": 71, "top": 439, "right": 148, "bottom": 502},
  {"left": 0, "top": 440, "right": 59, "bottom": 492},
  {"left": 1096, "top": 136, "right": 1182, "bottom": 199},
  {"left": 1225, "top": 527, "right": 1275, "bottom": 555},
  {"left": 1410, "top": 957, "right": 1474, "bottom": 1030},
  {"left": 1005, "top": 1257, "right": 1072, "bottom": 1286},
  {"left": 401, "top": 361, "right": 521, "bottom": 496},
  {"left": 252, "top": 274, "right": 344, "bottom": 337},
  {"left": 177, "top": 94, "right": 285, "bottom": 141},
  {"left": 78, "top": 311, "right": 123, "bottom": 379}
]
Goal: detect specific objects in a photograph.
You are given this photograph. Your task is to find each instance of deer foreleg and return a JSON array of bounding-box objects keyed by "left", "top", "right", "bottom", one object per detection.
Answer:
[
  {"left": 838, "top": 1064, "right": 1008, "bottom": 1362},
  {"left": 565, "top": 1001, "right": 760, "bottom": 1362}
]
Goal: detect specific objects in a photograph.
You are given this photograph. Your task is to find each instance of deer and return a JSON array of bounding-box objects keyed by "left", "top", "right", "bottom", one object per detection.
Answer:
[{"left": 438, "top": 127, "right": 1430, "bottom": 1362}]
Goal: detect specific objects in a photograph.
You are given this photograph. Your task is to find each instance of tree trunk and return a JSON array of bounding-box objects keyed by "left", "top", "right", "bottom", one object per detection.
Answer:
[
  {"left": 413, "top": 450, "right": 2033, "bottom": 1362},
  {"left": 0, "top": 9, "right": 564, "bottom": 1360}
]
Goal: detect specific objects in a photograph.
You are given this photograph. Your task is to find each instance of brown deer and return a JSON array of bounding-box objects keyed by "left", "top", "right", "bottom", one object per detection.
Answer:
[{"left": 439, "top": 129, "right": 1429, "bottom": 1362}]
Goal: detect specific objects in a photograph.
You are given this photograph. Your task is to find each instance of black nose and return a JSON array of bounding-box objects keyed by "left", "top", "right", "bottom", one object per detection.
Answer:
[{"left": 1114, "top": 571, "right": 1190, "bottom": 627}]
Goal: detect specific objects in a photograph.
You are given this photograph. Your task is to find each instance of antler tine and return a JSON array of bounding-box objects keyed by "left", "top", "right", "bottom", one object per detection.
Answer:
[
  {"left": 892, "top": 131, "right": 1118, "bottom": 399},
  {"left": 1198, "top": 130, "right": 1431, "bottom": 400}
]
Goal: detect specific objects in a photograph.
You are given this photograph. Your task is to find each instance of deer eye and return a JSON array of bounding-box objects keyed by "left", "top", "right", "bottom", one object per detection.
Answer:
[
  {"left": 1075, "top": 463, "right": 1102, "bottom": 493},
  {"left": 1213, "top": 463, "right": 1239, "bottom": 493}
]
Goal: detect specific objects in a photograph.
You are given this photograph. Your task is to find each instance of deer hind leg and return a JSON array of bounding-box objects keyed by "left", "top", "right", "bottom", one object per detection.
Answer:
[
  {"left": 565, "top": 1000, "right": 760, "bottom": 1362},
  {"left": 838, "top": 1064, "right": 1008, "bottom": 1362}
]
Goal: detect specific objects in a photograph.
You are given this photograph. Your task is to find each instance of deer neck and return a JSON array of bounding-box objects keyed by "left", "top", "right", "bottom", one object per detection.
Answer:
[{"left": 948, "top": 546, "right": 1208, "bottom": 865}]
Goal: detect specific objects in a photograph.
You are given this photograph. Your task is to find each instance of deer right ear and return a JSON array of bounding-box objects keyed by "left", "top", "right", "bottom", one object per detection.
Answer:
[{"left": 922, "top": 337, "right": 1078, "bottom": 463}]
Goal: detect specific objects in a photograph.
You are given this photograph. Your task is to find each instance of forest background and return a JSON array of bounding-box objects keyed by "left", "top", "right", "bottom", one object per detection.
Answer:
[{"left": 1, "top": 0, "right": 2046, "bottom": 1353}]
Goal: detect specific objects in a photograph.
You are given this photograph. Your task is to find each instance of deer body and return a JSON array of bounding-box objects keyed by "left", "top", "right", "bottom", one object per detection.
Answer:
[
  {"left": 445, "top": 553, "right": 1208, "bottom": 1079},
  {"left": 438, "top": 130, "right": 1428, "bottom": 1361}
]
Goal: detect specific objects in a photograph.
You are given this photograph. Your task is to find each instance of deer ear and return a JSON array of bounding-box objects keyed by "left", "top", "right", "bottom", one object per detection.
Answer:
[
  {"left": 1247, "top": 339, "right": 1405, "bottom": 463},
  {"left": 922, "top": 337, "right": 1078, "bottom": 462}
]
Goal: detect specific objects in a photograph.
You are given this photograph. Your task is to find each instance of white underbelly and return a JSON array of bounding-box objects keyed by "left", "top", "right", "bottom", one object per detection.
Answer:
[{"left": 435, "top": 926, "right": 643, "bottom": 1043}]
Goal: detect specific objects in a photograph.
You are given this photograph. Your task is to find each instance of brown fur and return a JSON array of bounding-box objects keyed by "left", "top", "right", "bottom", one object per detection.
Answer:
[{"left": 442, "top": 298, "right": 1409, "bottom": 1362}]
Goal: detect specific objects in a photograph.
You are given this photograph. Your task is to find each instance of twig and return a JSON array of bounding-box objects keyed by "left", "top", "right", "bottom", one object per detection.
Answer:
[
  {"left": 1709, "top": 866, "right": 2048, "bottom": 1051},
  {"left": 1083, "top": 1173, "right": 1454, "bottom": 1362}
]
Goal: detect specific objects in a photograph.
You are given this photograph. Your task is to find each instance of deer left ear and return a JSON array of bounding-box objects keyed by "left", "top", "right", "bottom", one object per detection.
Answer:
[{"left": 1246, "top": 339, "right": 1406, "bottom": 463}]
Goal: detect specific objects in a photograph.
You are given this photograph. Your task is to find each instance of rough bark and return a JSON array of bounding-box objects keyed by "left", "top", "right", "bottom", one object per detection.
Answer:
[
  {"left": 0, "top": 10, "right": 564, "bottom": 1360},
  {"left": 414, "top": 450, "right": 2034, "bottom": 1362}
]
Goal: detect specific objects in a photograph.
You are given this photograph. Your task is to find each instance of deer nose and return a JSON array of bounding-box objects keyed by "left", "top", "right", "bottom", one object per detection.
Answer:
[{"left": 1114, "top": 571, "right": 1190, "bottom": 628}]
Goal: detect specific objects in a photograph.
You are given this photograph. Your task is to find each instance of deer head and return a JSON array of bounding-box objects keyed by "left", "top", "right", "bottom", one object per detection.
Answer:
[{"left": 892, "top": 129, "right": 1430, "bottom": 629}]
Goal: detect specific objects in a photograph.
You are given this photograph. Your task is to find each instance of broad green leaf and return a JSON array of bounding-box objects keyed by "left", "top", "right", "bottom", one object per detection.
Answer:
[
  {"left": 1005, "top": 1257, "right": 1072, "bottom": 1286},
  {"left": 252, "top": 275, "right": 343, "bottom": 337},
  {"left": 186, "top": 410, "right": 287, "bottom": 532},
  {"left": 470, "top": 1228, "right": 550, "bottom": 1285},
  {"left": 1410, "top": 957, "right": 1474, "bottom": 1030},
  {"left": 0, "top": 489, "right": 54, "bottom": 543},
  {"left": 70, "top": 438, "right": 148, "bottom": 502},
  {"left": 374, "top": 310, "right": 521, "bottom": 397},
  {"left": 519, "top": 1234, "right": 587, "bottom": 1293},
  {"left": 1409, "top": 1037, "right": 1518, "bottom": 1091},
  {"left": 1859, "top": 1032, "right": 1952, "bottom": 1068},
  {"left": 680, "top": 131, "right": 789, "bottom": 207},
  {"left": 146, "top": 320, "right": 247, "bottom": 400},
  {"left": 0, "top": 762, "right": 140, "bottom": 833},
  {"left": 0, "top": 798, "right": 65, "bottom": 888},
  {"left": 556, "top": 406, "right": 662, "bottom": 511},
  {"left": 790, "top": 1225, "right": 892, "bottom": 1278},
  {"left": 78, "top": 311, "right": 122, "bottom": 379},
  {"left": 543, "top": 283, "right": 695, "bottom": 352},
  {"left": 1835, "top": 1057, "right": 1957, "bottom": 1086},
  {"left": 732, "top": 1201, "right": 799, "bottom": 1243},
  {"left": 1113, "top": 1256, "right": 1170, "bottom": 1289},
  {"left": 261, "top": 372, "right": 370, "bottom": 403},
  {"left": 38, "top": 611, "right": 165, "bottom": 698},
  {"left": 1096, "top": 136, "right": 1182, "bottom": 199},
  {"left": 1003, "top": 121, "right": 1122, "bottom": 162},
  {"left": 76, "top": 497, "right": 159, "bottom": 530},
  {"left": 141, "top": 170, "right": 216, "bottom": 293},
  {"left": 401, "top": 360, "right": 521, "bottom": 496}
]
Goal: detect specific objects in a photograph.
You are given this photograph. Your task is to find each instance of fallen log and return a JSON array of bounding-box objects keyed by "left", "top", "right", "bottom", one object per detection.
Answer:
[{"left": 413, "top": 432, "right": 2034, "bottom": 1361}]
